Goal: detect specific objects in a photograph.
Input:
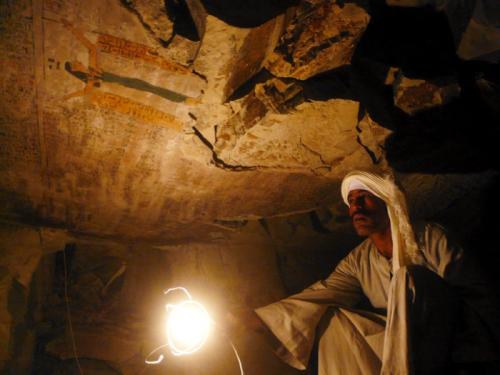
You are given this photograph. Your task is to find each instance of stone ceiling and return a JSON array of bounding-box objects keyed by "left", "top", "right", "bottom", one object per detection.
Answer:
[{"left": 0, "top": 0, "right": 499, "bottom": 243}]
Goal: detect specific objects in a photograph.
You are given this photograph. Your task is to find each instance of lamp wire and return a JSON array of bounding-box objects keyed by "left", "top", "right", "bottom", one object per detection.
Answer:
[{"left": 228, "top": 337, "right": 245, "bottom": 375}]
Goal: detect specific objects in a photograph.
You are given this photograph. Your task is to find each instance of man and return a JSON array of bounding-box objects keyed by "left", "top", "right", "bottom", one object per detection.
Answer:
[{"left": 230, "top": 170, "right": 500, "bottom": 375}]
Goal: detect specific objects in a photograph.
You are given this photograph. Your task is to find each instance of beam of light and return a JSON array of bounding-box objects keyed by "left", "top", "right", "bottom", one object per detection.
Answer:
[{"left": 145, "top": 287, "right": 245, "bottom": 375}]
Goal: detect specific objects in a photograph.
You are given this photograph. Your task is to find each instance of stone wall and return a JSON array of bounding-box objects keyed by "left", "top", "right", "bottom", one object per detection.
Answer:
[{"left": 0, "top": 221, "right": 302, "bottom": 374}]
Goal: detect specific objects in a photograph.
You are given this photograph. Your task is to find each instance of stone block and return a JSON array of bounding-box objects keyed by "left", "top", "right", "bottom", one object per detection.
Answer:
[
  {"left": 393, "top": 73, "right": 461, "bottom": 115},
  {"left": 265, "top": 0, "right": 370, "bottom": 80},
  {"left": 187, "top": 0, "right": 286, "bottom": 102}
]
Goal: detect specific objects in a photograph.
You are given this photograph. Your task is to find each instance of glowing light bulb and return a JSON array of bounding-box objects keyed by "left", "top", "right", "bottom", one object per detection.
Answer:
[
  {"left": 167, "top": 299, "right": 211, "bottom": 355},
  {"left": 145, "top": 287, "right": 244, "bottom": 375}
]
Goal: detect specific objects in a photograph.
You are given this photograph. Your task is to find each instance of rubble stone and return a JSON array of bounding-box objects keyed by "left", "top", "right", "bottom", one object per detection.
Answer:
[
  {"left": 265, "top": 0, "right": 371, "bottom": 80},
  {"left": 393, "top": 73, "right": 461, "bottom": 115}
]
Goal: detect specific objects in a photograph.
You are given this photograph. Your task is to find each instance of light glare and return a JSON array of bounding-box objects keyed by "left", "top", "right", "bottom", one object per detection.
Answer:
[
  {"left": 145, "top": 287, "right": 244, "bottom": 375},
  {"left": 167, "top": 300, "right": 211, "bottom": 355}
]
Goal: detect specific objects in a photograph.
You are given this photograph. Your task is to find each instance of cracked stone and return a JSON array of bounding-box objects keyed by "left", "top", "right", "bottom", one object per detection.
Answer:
[
  {"left": 122, "top": 0, "right": 174, "bottom": 44},
  {"left": 187, "top": 0, "right": 286, "bottom": 103},
  {"left": 357, "top": 112, "right": 391, "bottom": 164},
  {"left": 393, "top": 72, "right": 461, "bottom": 115},
  {"left": 265, "top": 0, "right": 371, "bottom": 80},
  {"left": 213, "top": 98, "right": 390, "bottom": 174},
  {"left": 214, "top": 78, "right": 304, "bottom": 153}
]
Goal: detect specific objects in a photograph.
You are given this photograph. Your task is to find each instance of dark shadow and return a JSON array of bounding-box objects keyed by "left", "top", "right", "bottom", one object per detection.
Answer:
[
  {"left": 385, "top": 61, "right": 500, "bottom": 174},
  {"left": 228, "top": 66, "right": 365, "bottom": 115},
  {"left": 309, "top": 211, "right": 332, "bottom": 234},
  {"left": 350, "top": 3, "right": 500, "bottom": 174},
  {"left": 385, "top": 105, "right": 500, "bottom": 173},
  {"left": 463, "top": 174, "right": 500, "bottom": 293},
  {"left": 226, "top": 69, "right": 274, "bottom": 101},
  {"left": 200, "top": 0, "right": 299, "bottom": 28},
  {"left": 302, "top": 66, "right": 359, "bottom": 102},
  {"left": 166, "top": 0, "right": 200, "bottom": 41},
  {"left": 354, "top": 2, "right": 459, "bottom": 78}
]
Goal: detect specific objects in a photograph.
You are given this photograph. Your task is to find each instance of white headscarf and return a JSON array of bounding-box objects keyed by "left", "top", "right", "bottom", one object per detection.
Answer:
[{"left": 341, "top": 171, "right": 423, "bottom": 273}]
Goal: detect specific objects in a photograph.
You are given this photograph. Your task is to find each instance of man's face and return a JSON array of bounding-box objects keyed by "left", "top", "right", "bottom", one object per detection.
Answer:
[{"left": 347, "top": 189, "right": 390, "bottom": 237}]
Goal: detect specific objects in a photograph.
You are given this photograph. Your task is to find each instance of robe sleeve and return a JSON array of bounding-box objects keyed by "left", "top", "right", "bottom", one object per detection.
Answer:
[
  {"left": 255, "top": 251, "right": 364, "bottom": 369},
  {"left": 423, "top": 223, "right": 500, "bottom": 355}
]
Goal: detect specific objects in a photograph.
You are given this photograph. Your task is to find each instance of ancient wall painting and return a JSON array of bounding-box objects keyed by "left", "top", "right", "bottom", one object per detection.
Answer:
[
  {"left": 45, "top": 18, "right": 204, "bottom": 131},
  {"left": 96, "top": 34, "right": 191, "bottom": 76},
  {"left": 89, "top": 91, "right": 182, "bottom": 128}
]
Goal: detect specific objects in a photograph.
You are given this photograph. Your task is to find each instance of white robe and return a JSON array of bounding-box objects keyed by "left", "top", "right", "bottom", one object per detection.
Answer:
[{"left": 255, "top": 223, "right": 500, "bottom": 375}]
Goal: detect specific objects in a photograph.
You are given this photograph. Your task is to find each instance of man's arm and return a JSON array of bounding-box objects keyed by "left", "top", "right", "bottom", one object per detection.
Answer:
[{"left": 251, "top": 251, "right": 364, "bottom": 369}]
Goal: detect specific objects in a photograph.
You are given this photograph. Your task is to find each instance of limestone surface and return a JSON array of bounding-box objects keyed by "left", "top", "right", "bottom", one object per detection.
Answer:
[
  {"left": 393, "top": 73, "right": 461, "bottom": 115},
  {"left": 265, "top": 0, "right": 371, "bottom": 80},
  {"left": 188, "top": 0, "right": 286, "bottom": 102},
  {"left": 214, "top": 82, "right": 390, "bottom": 175},
  {"left": 122, "top": 0, "right": 175, "bottom": 44}
]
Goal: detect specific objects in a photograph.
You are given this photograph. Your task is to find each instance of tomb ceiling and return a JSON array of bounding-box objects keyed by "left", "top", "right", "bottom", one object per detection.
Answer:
[{"left": 0, "top": 0, "right": 498, "bottom": 243}]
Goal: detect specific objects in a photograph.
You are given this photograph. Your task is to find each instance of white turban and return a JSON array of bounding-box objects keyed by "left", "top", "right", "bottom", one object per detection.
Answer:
[{"left": 341, "top": 171, "right": 422, "bottom": 272}]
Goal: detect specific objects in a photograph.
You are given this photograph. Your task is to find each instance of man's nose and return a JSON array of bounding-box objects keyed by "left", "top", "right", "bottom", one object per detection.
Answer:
[
  {"left": 350, "top": 197, "right": 364, "bottom": 212},
  {"left": 353, "top": 196, "right": 365, "bottom": 207}
]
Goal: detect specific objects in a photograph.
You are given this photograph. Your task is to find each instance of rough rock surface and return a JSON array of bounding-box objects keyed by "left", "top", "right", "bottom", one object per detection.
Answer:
[
  {"left": 393, "top": 73, "right": 461, "bottom": 115},
  {"left": 213, "top": 77, "right": 391, "bottom": 173},
  {"left": 188, "top": 0, "right": 286, "bottom": 102},
  {"left": 1, "top": 0, "right": 496, "bottom": 242},
  {"left": 121, "top": 0, "right": 174, "bottom": 44},
  {"left": 0, "top": 224, "right": 40, "bottom": 373},
  {"left": 265, "top": 0, "right": 371, "bottom": 80},
  {"left": 213, "top": 78, "right": 306, "bottom": 163}
]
